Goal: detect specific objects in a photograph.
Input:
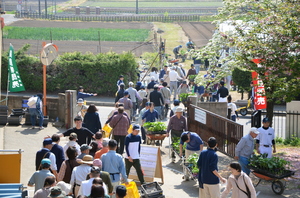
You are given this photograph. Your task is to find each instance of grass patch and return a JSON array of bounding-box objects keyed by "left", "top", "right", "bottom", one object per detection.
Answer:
[
  {"left": 3, "top": 26, "right": 150, "bottom": 42},
  {"left": 81, "top": 1, "right": 223, "bottom": 7}
]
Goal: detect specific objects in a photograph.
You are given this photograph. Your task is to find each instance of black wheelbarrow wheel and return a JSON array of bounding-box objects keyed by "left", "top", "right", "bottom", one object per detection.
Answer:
[
  {"left": 271, "top": 180, "right": 284, "bottom": 195},
  {"left": 240, "top": 108, "right": 248, "bottom": 116}
]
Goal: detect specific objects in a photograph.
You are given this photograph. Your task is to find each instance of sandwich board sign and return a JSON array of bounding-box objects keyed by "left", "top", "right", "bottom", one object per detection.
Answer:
[{"left": 128, "top": 145, "right": 164, "bottom": 184}]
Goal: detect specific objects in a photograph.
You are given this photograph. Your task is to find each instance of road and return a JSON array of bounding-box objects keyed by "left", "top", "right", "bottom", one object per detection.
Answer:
[{"left": 1, "top": 105, "right": 299, "bottom": 197}]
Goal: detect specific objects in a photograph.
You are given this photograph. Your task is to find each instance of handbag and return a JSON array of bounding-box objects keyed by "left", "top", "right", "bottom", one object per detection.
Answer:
[{"left": 234, "top": 175, "right": 251, "bottom": 198}]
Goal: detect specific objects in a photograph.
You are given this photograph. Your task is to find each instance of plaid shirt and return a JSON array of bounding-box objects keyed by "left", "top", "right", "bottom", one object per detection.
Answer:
[{"left": 109, "top": 113, "right": 130, "bottom": 136}]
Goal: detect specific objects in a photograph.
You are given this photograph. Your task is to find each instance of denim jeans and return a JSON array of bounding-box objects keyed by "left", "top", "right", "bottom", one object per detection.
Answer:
[
  {"left": 239, "top": 156, "right": 250, "bottom": 175},
  {"left": 154, "top": 106, "right": 163, "bottom": 120},
  {"left": 29, "top": 108, "right": 44, "bottom": 127}
]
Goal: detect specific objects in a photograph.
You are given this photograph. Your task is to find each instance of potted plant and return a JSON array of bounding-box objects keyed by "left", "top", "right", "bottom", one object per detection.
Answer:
[
  {"left": 179, "top": 49, "right": 187, "bottom": 62},
  {"left": 143, "top": 122, "right": 167, "bottom": 134},
  {"left": 179, "top": 93, "right": 195, "bottom": 107},
  {"left": 248, "top": 154, "right": 292, "bottom": 177},
  {"left": 187, "top": 153, "right": 199, "bottom": 178}
]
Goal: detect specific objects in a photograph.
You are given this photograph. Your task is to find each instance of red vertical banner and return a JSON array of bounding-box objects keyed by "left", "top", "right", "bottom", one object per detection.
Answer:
[{"left": 252, "top": 71, "right": 267, "bottom": 110}]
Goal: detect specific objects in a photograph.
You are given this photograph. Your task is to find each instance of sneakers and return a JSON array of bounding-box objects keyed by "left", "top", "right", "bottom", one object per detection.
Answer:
[
  {"left": 31, "top": 126, "right": 35, "bottom": 129},
  {"left": 39, "top": 126, "right": 44, "bottom": 130}
]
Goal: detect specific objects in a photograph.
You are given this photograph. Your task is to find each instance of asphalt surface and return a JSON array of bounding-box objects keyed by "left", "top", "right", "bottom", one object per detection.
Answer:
[{"left": 1, "top": 102, "right": 299, "bottom": 198}]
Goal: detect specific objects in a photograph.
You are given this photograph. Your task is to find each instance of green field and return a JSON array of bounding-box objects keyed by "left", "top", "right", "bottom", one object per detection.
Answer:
[
  {"left": 3, "top": 27, "right": 150, "bottom": 41},
  {"left": 81, "top": 1, "right": 223, "bottom": 7}
]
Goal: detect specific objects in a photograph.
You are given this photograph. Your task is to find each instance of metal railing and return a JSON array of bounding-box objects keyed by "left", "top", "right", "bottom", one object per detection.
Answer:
[{"left": 187, "top": 104, "right": 243, "bottom": 158}]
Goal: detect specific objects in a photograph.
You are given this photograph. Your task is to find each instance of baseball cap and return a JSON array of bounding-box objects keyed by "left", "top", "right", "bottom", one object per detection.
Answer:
[
  {"left": 140, "top": 85, "right": 145, "bottom": 89},
  {"left": 220, "top": 81, "right": 225, "bottom": 85},
  {"left": 124, "top": 91, "right": 129, "bottom": 96},
  {"left": 90, "top": 166, "right": 101, "bottom": 174},
  {"left": 133, "top": 124, "right": 141, "bottom": 130},
  {"left": 48, "top": 186, "right": 66, "bottom": 198},
  {"left": 249, "top": 127, "right": 259, "bottom": 134},
  {"left": 116, "top": 185, "right": 127, "bottom": 197},
  {"left": 174, "top": 62, "right": 179, "bottom": 65},
  {"left": 70, "top": 133, "right": 78, "bottom": 140},
  {"left": 129, "top": 81, "right": 134, "bottom": 86},
  {"left": 173, "top": 99, "right": 180, "bottom": 105},
  {"left": 41, "top": 158, "right": 51, "bottom": 165},
  {"left": 43, "top": 138, "right": 53, "bottom": 145},
  {"left": 80, "top": 144, "right": 92, "bottom": 151},
  {"left": 119, "top": 75, "right": 124, "bottom": 78},
  {"left": 145, "top": 102, "right": 151, "bottom": 107},
  {"left": 77, "top": 98, "right": 84, "bottom": 104},
  {"left": 263, "top": 117, "right": 270, "bottom": 123}
]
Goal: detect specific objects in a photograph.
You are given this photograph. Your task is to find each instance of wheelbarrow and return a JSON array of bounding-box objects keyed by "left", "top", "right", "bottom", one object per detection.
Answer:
[{"left": 251, "top": 170, "right": 295, "bottom": 195}]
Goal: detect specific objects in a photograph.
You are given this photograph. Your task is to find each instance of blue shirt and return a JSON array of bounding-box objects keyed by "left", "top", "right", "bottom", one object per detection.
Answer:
[
  {"left": 180, "top": 132, "right": 203, "bottom": 151},
  {"left": 147, "top": 81, "right": 157, "bottom": 89},
  {"left": 159, "top": 69, "right": 166, "bottom": 79},
  {"left": 197, "top": 148, "right": 219, "bottom": 185},
  {"left": 101, "top": 150, "right": 128, "bottom": 183},
  {"left": 142, "top": 109, "right": 158, "bottom": 122}
]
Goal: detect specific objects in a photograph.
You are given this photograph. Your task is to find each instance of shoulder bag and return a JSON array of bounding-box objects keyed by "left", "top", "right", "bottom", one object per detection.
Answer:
[{"left": 234, "top": 175, "right": 251, "bottom": 198}]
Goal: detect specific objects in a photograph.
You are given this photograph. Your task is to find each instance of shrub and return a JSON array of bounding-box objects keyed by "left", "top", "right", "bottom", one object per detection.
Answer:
[
  {"left": 1, "top": 45, "right": 138, "bottom": 95},
  {"left": 275, "top": 137, "right": 284, "bottom": 144}
]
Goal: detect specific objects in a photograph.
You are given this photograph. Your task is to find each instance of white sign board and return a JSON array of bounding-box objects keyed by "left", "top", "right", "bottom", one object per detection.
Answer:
[
  {"left": 195, "top": 108, "right": 206, "bottom": 124},
  {"left": 128, "top": 145, "right": 163, "bottom": 183}
]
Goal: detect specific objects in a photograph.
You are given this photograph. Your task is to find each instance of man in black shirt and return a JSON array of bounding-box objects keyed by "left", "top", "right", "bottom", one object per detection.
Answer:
[
  {"left": 149, "top": 85, "right": 164, "bottom": 120},
  {"left": 217, "top": 81, "right": 229, "bottom": 102},
  {"left": 59, "top": 116, "right": 95, "bottom": 145}
]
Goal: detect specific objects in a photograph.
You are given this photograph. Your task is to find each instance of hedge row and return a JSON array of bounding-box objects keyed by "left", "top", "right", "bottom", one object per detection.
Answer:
[{"left": 1, "top": 44, "right": 138, "bottom": 95}]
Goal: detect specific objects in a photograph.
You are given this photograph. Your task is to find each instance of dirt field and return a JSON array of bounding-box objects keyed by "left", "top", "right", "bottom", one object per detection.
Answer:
[
  {"left": 3, "top": 20, "right": 215, "bottom": 56},
  {"left": 178, "top": 22, "right": 216, "bottom": 48}
]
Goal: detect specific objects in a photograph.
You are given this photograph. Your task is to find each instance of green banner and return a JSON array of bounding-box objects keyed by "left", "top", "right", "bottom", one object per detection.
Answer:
[{"left": 8, "top": 45, "right": 25, "bottom": 92}]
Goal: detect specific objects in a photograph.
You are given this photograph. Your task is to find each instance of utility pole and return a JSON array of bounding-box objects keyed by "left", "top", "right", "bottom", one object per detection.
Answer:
[
  {"left": 136, "top": 0, "right": 138, "bottom": 14},
  {"left": 45, "top": 0, "right": 47, "bottom": 17},
  {"left": 38, "top": 0, "right": 41, "bottom": 16}
]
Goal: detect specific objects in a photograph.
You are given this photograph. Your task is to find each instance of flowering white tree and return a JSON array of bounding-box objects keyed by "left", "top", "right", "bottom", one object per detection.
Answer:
[{"left": 193, "top": 0, "right": 300, "bottom": 122}]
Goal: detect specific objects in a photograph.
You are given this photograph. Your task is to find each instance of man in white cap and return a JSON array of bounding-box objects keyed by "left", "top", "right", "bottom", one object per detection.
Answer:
[
  {"left": 256, "top": 117, "right": 276, "bottom": 158},
  {"left": 169, "top": 66, "right": 183, "bottom": 100},
  {"left": 75, "top": 98, "right": 88, "bottom": 118},
  {"left": 167, "top": 107, "right": 188, "bottom": 162},
  {"left": 234, "top": 127, "right": 260, "bottom": 175}
]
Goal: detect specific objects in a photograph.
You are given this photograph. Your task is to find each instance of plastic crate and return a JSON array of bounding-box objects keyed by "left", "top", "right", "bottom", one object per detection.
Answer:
[
  {"left": 11, "top": 109, "right": 25, "bottom": 116},
  {"left": 141, "top": 182, "right": 163, "bottom": 198}
]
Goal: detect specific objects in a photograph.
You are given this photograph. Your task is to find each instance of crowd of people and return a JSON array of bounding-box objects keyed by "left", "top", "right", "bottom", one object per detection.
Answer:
[{"left": 26, "top": 47, "right": 277, "bottom": 198}]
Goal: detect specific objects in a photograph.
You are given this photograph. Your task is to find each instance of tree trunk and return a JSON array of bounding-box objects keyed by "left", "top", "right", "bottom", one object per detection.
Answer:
[{"left": 266, "top": 99, "right": 275, "bottom": 127}]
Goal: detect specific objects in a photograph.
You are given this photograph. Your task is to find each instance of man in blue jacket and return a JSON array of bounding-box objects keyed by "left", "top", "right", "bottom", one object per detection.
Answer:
[
  {"left": 77, "top": 86, "right": 97, "bottom": 100},
  {"left": 197, "top": 137, "right": 226, "bottom": 198}
]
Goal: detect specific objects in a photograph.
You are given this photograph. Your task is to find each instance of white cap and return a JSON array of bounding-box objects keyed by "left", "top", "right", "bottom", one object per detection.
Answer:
[
  {"left": 175, "top": 107, "right": 183, "bottom": 113},
  {"left": 249, "top": 127, "right": 259, "bottom": 134}
]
